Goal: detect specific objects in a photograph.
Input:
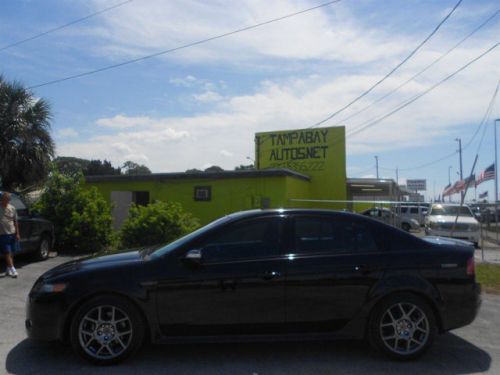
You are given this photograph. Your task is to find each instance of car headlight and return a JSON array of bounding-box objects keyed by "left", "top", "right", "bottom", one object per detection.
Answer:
[{"left": 32, "top": 282, "right": 67, "bottom": 294}]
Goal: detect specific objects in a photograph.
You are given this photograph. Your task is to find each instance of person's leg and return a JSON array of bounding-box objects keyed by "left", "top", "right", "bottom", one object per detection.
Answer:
[{"left": 5, "top": 252, "right": 13, "bottom": 268}]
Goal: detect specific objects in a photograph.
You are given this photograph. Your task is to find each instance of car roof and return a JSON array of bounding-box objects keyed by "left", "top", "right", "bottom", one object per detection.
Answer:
[{"left": 223, "top": 208, "right": 365, "bottom": 220}]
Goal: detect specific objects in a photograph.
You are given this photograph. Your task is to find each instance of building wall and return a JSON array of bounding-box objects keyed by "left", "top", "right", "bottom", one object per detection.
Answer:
[{"left": 87, "top": 175, "right": 309, "bottom": 226}]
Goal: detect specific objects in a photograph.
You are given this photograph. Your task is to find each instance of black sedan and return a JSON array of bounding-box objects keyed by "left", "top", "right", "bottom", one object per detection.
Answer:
[{"left": 26, "top": 209, "right": 481, "bottom": 365}]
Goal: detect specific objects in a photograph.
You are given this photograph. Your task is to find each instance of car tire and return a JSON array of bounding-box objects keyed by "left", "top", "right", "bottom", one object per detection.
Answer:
[
  {"left": 368, "top": 293, "right": 437, "bottom": 360},
  {"left": 36, "top": 235, "right": 51, "bottom": 261},
  {"left": 401, "top": 223, "right": 411, "bottom": 232},
  {"left": 70, "top": 295, "right": 145, "bottom": 365}
]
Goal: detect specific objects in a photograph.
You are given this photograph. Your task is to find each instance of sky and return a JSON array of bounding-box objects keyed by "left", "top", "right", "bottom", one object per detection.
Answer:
[{"left": 1, "top": 0, "right": 499, "bottom": 201}]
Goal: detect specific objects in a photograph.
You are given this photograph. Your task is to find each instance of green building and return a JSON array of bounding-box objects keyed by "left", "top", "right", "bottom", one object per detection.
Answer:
[{"left": 87, "top": 126, "right": 400, "bottom": 227}]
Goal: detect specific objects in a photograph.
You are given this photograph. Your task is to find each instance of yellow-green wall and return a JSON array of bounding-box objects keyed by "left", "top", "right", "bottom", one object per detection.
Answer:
[
  {"left": 87, "top": 175, "right": 310, "bottom": 225},
  {"left": 255, "top": 126, "right": 347, "bottom": 209}
]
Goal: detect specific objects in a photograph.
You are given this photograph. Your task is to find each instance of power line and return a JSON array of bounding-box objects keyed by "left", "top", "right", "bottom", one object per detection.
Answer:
[
  {"left": 474, "top": 79, "right": 499, "bottom": 155},
  {"left": 0, "top": 0, "right": 134, "bottom": 52},
  {"left": 347, "top": 42, "right": 499, "bottom": 140},
  {"left": 308, "top": 0, "right": 463, "bottom": 129},
  {"left": 28, "top": 0, "right": 342, "bottom": 90},
  {"left": 337, "top": 9, "right": 499, "bottom": 128},
  {"left": 378, "top": 78, "right": 500, "bottom": 172}
]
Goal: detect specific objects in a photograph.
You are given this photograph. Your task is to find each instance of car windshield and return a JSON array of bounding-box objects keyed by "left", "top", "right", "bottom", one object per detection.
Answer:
[
  {"left": 429, "top": 205, "right": 473, "bottom": 217},
  {"left": 149, "top": 213, "right": 238, "bottom": 258}
]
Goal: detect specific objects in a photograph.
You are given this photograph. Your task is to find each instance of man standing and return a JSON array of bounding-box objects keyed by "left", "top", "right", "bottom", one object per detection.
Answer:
[{"left": 0, "top": 192, "right": 19, "bottom": 278}]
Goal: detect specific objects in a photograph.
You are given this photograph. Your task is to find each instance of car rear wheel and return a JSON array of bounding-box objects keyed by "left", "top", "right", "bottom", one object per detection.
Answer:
[
  {"left": 70, "top": 295, "right": 145, "bottom": 365},
  {"left": 36, "top": 236, "right": 51, "bottom": 261},
  {"left": 368, "top": 293, "right": 436, "bottom": 360},
  {"left": 401, "top": 223, "right": 411, "bottom": 232}
]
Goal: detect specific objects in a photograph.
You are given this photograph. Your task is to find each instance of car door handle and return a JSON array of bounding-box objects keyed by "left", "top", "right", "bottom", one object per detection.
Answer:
[
  {"left": 262, "top": 271, "right": 281, "bottom": 280},
  {"left": 354, "top": 265, "right": 374, "bottom": 274}
]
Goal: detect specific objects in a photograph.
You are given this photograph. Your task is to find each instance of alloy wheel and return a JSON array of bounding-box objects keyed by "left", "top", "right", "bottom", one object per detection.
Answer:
[
  {"left": 78, "top": 305, "right": 133, "bottom": 360},
  {"left": 379, "top": 302, "right": 429, "bottom": 355}
]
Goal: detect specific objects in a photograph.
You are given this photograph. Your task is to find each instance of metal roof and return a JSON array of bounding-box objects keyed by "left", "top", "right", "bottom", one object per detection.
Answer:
[{"left": 85, "top": 168, "right": 310, "bottom": 183}]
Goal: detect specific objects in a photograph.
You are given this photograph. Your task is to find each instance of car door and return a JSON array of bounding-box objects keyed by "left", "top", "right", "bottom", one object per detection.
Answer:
[
  {"left": 155, "top": 215, "right": 287, "bottom": 336},
  {"left": 285, "top": 214, "right": 385, "bottom": 332}
]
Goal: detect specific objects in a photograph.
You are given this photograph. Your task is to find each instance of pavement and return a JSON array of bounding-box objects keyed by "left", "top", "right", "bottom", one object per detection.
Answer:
[{"left": 0, "top": 253, "right": 500, "bottom": 374}]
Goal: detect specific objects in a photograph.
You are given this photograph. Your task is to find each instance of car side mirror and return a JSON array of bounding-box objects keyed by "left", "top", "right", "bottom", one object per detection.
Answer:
[{"left": 183, "top": 249, "right": 203, "bottom": 266}]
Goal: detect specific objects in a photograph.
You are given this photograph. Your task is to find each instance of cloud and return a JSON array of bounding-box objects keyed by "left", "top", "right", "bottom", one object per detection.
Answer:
[
  {"left": 58, "top": 49, "right": 499, "bottom": 172},
  {"left": 169, "top": 75, "right": 198, "bottom": 87},
  {"left": 56, "top": 127, "right": 79, "bottom": 138},
  {"left": 220, "top": 150, "right": 233, "bottom": 157},
  {"left": 96, "top": 114, "right": 156, "bottom": 129},
  {"left": 193, "top": 90, "right": 223, "bottom": 103},
  {"left": 86, "top": 0, "right": 410, "bottom": 67}
]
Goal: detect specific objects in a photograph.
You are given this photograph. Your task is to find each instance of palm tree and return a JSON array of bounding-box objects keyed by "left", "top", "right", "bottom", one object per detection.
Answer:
[{"left": 0, "top": 75, "right": 54, "bottom": 191}]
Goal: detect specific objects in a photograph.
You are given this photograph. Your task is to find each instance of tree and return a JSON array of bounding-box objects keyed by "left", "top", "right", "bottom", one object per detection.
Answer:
[
  {"left": 185, "top": 168, "right": 203, "bottom": 173},
  {"left": 0, "top": 76, "right": 54, "bottom": 191},
  {"left": 234, "top": 164, "right": 254, "bottom": 170},
  {"left": 35, "top": 171, "right": 114, "bottom": 253},
  {"left": 54, "top": 156, "right": 90, "bottom": 176},
  {"left": 204, "top": 165, "right": 224, "bottom": 173},
  {"left": 122, "top": 160, "right": 151, "bottom": 175},
  {"left": 84, "top": 159, "right": 121, "bottom": 176}
]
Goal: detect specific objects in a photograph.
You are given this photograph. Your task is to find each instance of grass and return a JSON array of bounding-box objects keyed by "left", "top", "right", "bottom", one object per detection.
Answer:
[{"left": 476, "top": 263, "right": 500, "bottom": 294}]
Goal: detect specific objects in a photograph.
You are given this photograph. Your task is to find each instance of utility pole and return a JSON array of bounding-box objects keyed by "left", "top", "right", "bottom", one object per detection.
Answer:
[
  {"left": 395, "top": 167, "right": 399, "bottom": 185},
  {"left": 495, "top": 120, "right": 499, "bottom": 205},
  {"left": 455, "top": 138, "right": 463, "bottom": 201},
  {"left": 375, "top": 156, "right": 379, "bottom": 179},
  {"left": 495, "top": 119, "right": 500, "bottom": 242},
  {"left": 448, "top": 165, "right": 452, "bottom": 203}
]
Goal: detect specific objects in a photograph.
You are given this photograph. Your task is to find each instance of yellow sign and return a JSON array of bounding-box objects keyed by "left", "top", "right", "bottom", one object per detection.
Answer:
[{"left": 255, "top": 126, "right": 346, "bottom": 201}]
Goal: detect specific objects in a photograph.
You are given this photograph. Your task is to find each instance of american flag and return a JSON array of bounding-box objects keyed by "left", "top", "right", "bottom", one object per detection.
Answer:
[
  {"left": 476, "top": 164, "right": 495, "bottom": 186},
  {"left": 479, "top": 191, "right": 488, "bottom": 199}
]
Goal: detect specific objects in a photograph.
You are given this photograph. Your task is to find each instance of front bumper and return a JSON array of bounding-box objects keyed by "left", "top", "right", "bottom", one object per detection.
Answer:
[
  {"left": 425, "top": 228, "right": 479, "bottom": 243},
  {"left": 25, "top": 291, "right": 68, "bottom": 341}
]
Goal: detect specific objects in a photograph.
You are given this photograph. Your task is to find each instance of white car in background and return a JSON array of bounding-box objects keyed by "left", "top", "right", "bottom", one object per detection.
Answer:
[{"left": 425, "top": 204, "right": 480, "bottom": 247}]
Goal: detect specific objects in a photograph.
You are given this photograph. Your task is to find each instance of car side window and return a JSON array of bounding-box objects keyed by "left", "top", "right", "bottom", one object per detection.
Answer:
[
  {"left": 200, "top": 218, "right": 282, "bottom": 262},
  {"left": 401, "top": 207, "right": 408, "bottom": 214},
  {"left": 294, "top": 216, "right": 354, "bottom": 254},
  {"left": 410, "top": 207, "right": 419, "bottom": 214},
  {"left": 353, "top": 223, "right": 379, "bottom": 253}
]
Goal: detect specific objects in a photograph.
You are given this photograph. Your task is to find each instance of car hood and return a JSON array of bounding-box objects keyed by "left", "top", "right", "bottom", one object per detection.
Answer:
[
  {"left": 41, "top": 245, "right": 162, "bottom": 280},
  {"left": 427, "top": 215, "right": 477, "bottom": 224},
  {"left": 422, "top": 236, "right": 474, "bottom": 248}
]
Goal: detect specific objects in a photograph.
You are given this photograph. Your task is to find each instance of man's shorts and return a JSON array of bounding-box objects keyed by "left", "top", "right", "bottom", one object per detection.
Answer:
[{"left": 0, "top": 234, "right": 19, "bottom": 254}]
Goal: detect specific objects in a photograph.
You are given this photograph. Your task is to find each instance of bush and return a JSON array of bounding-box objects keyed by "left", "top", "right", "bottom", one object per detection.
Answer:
[
  {"left": 120, "top": 201, "right": 199, "bottom": 248},
  {"left": 35, "top": 171, "right": 114, "bottom": 253}
]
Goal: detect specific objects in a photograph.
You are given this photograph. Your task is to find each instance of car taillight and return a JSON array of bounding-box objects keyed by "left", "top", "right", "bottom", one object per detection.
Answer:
[{"left": 466, "top": 257, "right": 475, "bottom": 276}]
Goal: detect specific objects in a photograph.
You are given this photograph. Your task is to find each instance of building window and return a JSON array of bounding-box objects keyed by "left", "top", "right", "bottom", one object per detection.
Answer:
[
  {"left": 194, "top": 186, "right": 211, "bottom": 201},
  {"left": 133, "top": 191, "right": 150, "bottom": 206}
]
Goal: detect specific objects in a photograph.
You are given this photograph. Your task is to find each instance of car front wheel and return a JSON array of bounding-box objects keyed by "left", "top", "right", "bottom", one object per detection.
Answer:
[
  {"left": 368, "top": 293, "right": 437, "bottom": 360},
  {"left": 70, "top": 295, "right": 145, "bottom": 365}
]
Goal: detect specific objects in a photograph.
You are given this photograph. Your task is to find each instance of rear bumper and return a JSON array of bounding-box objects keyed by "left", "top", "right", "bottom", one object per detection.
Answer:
[{"left": 440, "top": 282, "right": 481, "bottom": 332}]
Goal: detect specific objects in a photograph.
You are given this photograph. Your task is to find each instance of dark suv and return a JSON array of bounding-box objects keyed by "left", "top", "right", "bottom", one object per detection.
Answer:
[{"left": 2, "top": 192, "right": 54, "bottom": 260}]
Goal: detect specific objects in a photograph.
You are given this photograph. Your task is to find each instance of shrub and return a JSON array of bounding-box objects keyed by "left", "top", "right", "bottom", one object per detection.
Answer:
[
  {"left": 120, "top": 201, "right": 199, "bottom": 248},
  {"left": 35, "top": 171, "right": 114, "bottom": 253}
]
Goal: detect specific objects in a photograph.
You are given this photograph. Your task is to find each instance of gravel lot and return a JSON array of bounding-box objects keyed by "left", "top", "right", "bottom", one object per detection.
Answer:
[{"left": 1, "top": 254, "right": 499, "bottom": 375}]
